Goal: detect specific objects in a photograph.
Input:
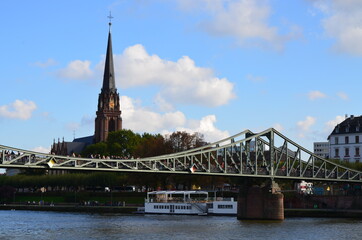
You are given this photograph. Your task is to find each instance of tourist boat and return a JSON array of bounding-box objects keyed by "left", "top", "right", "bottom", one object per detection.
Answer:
[{"left": 144, "top": 190, "right": 237, "bottom": 215}]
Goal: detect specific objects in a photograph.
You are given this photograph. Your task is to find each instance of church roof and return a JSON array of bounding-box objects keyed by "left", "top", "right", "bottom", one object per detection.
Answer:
[
  {"left": 102, "top": 24, "right": 116, "bottom": 93},
  {"left": 73, "top": 135, "right": 94, "bottom": 145}
]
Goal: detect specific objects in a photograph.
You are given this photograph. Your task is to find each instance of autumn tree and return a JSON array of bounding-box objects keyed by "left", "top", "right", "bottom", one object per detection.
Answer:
[
  {"left": 164, "top": 131, "right": 207, "bottom": 153},
  {"left": 134, "top": 133, "right": 170, "bottom": 158}
]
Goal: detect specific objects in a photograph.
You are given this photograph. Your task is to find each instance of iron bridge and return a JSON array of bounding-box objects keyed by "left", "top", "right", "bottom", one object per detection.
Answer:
[{"left": 1, "top": 128, "right": 362, "bottom": 182}]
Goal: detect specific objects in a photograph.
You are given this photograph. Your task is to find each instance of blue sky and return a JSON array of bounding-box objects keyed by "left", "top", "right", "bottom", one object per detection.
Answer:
[{"left": 1, "top": 0, "right": 361, "bottom": 155}]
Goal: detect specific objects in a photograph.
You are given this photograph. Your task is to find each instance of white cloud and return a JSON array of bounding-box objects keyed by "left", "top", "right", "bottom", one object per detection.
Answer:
[
  {"left": 273, "top": 123, "right": 284, "bottom": 132},
  {"left": 80, "top": 115, "right": 94, "bottom": 126},
  {"left": 65, "top": 122, "right": 80, "bottom": 131},
  {"left": 308, "top": 90, "right": 327, "bottom": 100},
  {"left": 32, "top": 146, "right": 50, "bottom": 154},
  {"left": 121, "top": 96, "right": 228, "bottom": 143},
  {"left": 313, "top": 0, "right": 362, "bottom": 55},
  {"left": 64, "top": 115, "right": 94, "bottom": 133},
  {"left": 56, "top": 44, "right": 235, "bottom": 108},
  {"left": 115, "top": 44, "right": 235, "bottom": 107},
  {"left": 337, "top": 91, "right": 349, "bottom": 100},
  {"left": 57, "top": 60, "right": 94, "bottom": 80},
  {"left": 176, "top": 115, "right": 230, "bottom": 143},
  {"left": 154, "top": 94, "right": 174, "bottom": 112},
  {"left": 121, "top": 96, "right": 186, "bottom": 132},
  {"left": 325, "top": 115, "right": 345, "bottom": 133},
  {"left": 33, "top": 58, "right": 57, "bottom": 68},
  {"left": 179, "top": 0, "right": 301, "bottom": 50},
  {"left": 0, "top": 100, "right": 37, "bottom": 120},
  {"left": 297, "top": 116, "right": 316, "bottom": 137}
]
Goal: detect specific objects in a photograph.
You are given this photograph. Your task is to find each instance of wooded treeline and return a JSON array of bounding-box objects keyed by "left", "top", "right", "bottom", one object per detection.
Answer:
[{"left": 82, "top": 129, "right": 207, "bottom": 158}]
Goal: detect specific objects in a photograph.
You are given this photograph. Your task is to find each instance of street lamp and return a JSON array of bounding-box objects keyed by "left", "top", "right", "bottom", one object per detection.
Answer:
[{"left": 105, "top": 187, "right": 112, "bottom": 206}]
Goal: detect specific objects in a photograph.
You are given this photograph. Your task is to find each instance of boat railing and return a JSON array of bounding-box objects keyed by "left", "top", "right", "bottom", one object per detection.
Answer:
[
  {"left": 209, "top": 197, "right": 235, "bottom": 202},
  {"left": 145, "top": 198, "right": 208, "bottom": 203},
  {"left": 190, "top": 202, "right": 207, "bottom": 214}
]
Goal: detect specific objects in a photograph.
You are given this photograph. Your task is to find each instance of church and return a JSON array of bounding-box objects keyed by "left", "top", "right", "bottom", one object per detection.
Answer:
[{"left": 51, "top": 19, "right": 122, "bottom": 156}]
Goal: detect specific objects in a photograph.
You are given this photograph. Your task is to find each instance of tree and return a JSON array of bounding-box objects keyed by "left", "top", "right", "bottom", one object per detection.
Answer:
[
  {"left": 82, "top": 130, "right": 208, "bottom": 160},
  {"left": 83, "top": 142, "right": 109, "bottom": 157},
  {"left": 134, "top": 133, "right": 169, "bottom": 158},
  {"left": 107, "top": 129, "right": 142, "bottom": 158},
  {"left": 164, "top": 131, "right": 207, "bottom": 153}
]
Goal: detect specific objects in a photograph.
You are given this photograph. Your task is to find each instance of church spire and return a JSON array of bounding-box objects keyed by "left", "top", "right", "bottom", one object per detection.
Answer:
[
  {"left": 102, "top": 12, "right": 116, "bottom": 92},
  {"left": 94, "top": 13, "right": 123, "bottom": 143}
]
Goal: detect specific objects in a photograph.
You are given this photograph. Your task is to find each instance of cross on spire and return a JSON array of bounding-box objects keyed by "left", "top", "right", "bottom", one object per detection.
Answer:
[{"left": 108, "top": 12, "right": 114, "bottom": 27}]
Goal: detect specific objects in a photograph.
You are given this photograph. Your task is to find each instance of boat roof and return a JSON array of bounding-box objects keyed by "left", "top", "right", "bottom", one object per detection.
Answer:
[{"left": 147, "top": 190, "right": 208, "bottom": 195}]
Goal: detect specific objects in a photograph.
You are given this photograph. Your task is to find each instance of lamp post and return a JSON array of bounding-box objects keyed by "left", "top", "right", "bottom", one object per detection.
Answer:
[
  {"left": 105, "top": 187, "right": 112, "bottom": 206},
  {"left": 74, "top": 187, "right": 77, "bottom": 206},
  {"left": 40, "top": 187, "right": 46, "bottom": 205}
]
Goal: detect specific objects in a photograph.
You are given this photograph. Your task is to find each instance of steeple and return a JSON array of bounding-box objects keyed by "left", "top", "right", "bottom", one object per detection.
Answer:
[
  {"left": 102, "top": 15, "right": 116, "bottom": 93},
  {"left": 94, "top": 13, "right": 122, "bottom": 143}
]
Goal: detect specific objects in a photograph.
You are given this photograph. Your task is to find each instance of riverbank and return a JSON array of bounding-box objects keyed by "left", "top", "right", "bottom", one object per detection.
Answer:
[
  {"left": 0, "top": 204, "right": 138, "bottom": 214},
  {"left": 285, "top": 208, "right": 362, "bottom": 218}
]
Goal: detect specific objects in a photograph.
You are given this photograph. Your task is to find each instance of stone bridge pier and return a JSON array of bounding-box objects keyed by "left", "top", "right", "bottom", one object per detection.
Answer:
[{"left": 237, "top": 179, "right": 284, "bottom": 220}]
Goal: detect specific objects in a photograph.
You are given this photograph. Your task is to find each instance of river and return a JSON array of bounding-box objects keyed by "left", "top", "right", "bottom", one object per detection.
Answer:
[{"left": 0, "top": 210, "right": 361, "bottom": 240}]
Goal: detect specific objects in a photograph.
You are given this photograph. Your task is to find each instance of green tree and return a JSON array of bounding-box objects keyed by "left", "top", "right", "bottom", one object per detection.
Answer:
[
  {"left": 107, "top": 129, "right": 142, "bottom": 158},
  {"left": 82, "top": 142, "right": 109, "bottom": 157}
]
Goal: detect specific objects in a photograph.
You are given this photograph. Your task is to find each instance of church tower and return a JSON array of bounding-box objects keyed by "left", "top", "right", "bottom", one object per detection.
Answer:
[{"left": 94, "top": 17, "right": 122, "bottom": 143}]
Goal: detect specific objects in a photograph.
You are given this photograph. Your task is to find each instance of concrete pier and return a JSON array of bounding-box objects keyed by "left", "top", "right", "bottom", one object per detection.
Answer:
[{"left": 237, "top": 180, "right": 284, "bottom": 220}]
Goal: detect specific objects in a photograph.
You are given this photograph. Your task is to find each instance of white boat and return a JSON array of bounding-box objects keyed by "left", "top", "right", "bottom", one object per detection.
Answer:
[{"left": 144, "top": 190, "right": 237, "bottom": 215}]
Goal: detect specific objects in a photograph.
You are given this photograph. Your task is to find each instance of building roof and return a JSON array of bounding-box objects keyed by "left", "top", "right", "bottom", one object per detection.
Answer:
[
  {"left": 66, "top": 142, "right": 88, "bottom": 155},
  {"left": 328, "top": 115, "right": 362, "bottom": 138},
  {"left": 101, "top": 25, "right": 116, "bottom": 93},
  {"left": 73, "top": 135, "right": 94, "bottom": 145}
]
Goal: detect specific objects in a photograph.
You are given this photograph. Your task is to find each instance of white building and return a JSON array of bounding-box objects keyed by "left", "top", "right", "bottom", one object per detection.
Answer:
[
  {"left": 328, "top": 115, "right": 361, "bottom": 163},
  {"left": 313, "top": 142, "right": 329, "bottom": 159}
]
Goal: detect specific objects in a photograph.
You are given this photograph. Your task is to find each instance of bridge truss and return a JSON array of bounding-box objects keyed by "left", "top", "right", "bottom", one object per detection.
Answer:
[{"left": 1, "top": 128, "right": 361, "bottom": 182}]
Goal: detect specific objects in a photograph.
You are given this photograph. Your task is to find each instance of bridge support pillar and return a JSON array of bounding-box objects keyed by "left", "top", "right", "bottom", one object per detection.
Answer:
[{"left": 237, "top": 180, "right": 284, "bottom": 220}]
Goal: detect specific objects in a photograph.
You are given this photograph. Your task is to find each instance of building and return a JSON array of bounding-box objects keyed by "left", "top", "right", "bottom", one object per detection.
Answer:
[
  {"left": 328, "top": 115, "right": 362, "bottom": 163},
  {"left": 94, "top": 21, "right": 122, "bottom": 143},
  {"left": 313, "top": 142, "right": 329, "bottom": 159},
  {"left": 51, "top": 19, "right": 122, "bottom": 155}
]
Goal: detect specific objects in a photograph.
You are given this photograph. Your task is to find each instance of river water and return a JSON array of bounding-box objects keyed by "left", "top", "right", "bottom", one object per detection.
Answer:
[{"left": 0, "top": 210, "right": 361, "bottom": 240}]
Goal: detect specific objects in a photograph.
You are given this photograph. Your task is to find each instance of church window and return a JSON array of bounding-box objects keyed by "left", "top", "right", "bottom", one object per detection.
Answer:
[{"left": 109, "top": 119, "right": 116, "bottom": 132}]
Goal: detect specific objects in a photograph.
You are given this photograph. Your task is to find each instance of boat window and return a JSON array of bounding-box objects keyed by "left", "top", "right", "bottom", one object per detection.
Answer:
[
  {"left": 189, "top": 193, "right": 208, "bottom": 202},
  {"left": 217, "top": 205, "right": 233, "bottom": 209}
]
